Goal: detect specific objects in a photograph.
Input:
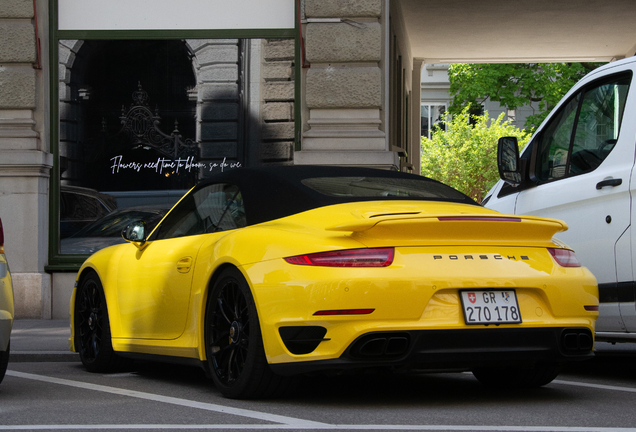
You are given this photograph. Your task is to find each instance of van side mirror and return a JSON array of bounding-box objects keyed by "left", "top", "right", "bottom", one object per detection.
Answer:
[
  {"left": 122, "top": 220, "right": 147, "bottom": 248},
  {"left": 497, "top": 137, "right": 522, "bottom": 187}
]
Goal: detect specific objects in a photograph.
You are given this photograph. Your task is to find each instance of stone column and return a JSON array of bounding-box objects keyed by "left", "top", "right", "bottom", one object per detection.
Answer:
[
  {"left": 0, "top": 0, "right": 52, "bottom": 318},
  {"left": 260, "top": 39, "right": 295, "bottom": 164},
  {"left": 296, "top": 0, "right": 397, "bottom": 169},
  {"left": 187, "top": 39, "right": 242, "bottom": 176}
]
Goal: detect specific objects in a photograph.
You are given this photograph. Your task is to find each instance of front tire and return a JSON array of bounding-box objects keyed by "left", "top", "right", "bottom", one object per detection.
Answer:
[
  {"left": 472, "top": 363, "right": 562, "bottom": 388},
  {"left": 205, "top": 267, "right": 293, "bottom": 399},
  {"left": 75, "top": 272, "right": 125, "bottom": 372}
]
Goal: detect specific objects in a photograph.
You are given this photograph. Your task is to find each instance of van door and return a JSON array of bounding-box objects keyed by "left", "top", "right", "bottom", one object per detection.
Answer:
[
  {"left": 512, "top": 72, "right": 634, "bottom": 333},
  {"left": 621, "top": 171, "right": 636, "bottom": 334}
]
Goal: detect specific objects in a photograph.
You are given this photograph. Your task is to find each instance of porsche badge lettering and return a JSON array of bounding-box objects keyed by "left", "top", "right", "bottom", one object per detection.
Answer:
[{"left": 433, "top": 254, "right": 530, "bottom": 261}]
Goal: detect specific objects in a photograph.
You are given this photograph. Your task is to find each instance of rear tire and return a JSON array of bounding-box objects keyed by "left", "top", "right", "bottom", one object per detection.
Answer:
[
  {"left": 0, "top": 341, "right": 9, "bottom": 384},
  {"left": 205, "top": 267, "right": 294, "bottom": 399},
  {"left": 472, "top": 363, "right": 562, "bottom": 388},
  {"left": 75, "top": 272, "right": 126, "bottom": 372}
]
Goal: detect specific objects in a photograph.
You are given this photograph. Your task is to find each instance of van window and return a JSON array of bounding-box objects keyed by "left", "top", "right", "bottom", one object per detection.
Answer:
[{"left": 533, "top": 73, "right": 631, "bottom": 182}]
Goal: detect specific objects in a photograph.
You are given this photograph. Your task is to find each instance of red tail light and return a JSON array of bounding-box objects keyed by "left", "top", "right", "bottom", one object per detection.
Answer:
[
  {"left": 314, "top": 309, "right": 375, "bottom": 316},
  {"left": 0, "top": 218, "right": 4, "bottom": 253},
  {"left": 284, "top": 248, "right": 394, "bottom": 267},
  {"left": 548, "top": 248, "right": 581, "bottom": 267}
]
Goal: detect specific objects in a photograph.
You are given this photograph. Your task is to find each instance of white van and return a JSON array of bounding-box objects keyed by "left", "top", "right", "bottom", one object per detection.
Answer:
[{"left": 483, "top": 56, "right": 636, "bottom": 343}]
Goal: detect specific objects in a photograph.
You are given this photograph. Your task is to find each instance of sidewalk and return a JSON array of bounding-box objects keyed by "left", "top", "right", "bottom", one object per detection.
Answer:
[{"left": 9, "top": 319, "right": 79, "bottom": 362}]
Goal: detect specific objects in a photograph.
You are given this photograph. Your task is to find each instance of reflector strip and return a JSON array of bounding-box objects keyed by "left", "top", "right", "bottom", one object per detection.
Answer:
[
  {"left": 438, "top": 216, "right": 522, "bottom": 222},
  {"left": 584, "top": 305, "right": 599, "bottom": 311},
  {"left": 314, "top": 309, "right": 375, "bottom": 316},
  {"left": 284, "top": 248, "right": 394, "bottom": 267}
]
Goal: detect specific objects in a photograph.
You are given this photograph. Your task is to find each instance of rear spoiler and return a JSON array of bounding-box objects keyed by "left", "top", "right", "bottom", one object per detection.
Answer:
[{"left": 326, "top": 213, "right": 568, "bottom": 247}]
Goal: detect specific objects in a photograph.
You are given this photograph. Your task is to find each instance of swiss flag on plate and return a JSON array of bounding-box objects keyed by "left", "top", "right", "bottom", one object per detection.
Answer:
[{"left": 467, "top": 293, "right": 476, "bottom": 303}]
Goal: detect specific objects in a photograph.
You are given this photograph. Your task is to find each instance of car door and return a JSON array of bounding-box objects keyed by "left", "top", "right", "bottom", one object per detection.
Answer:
[
  {"left": 507, "top": 72, "right": 635, "bottom": 333},
  {"left": 115, "top": 182, "right": 246, "bottom": 340}
]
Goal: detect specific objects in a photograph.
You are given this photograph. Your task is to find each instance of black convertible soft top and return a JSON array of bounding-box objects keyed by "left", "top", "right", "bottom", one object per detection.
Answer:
[{"left": 192, "top": 165, "right": 478, "bottom": 226}]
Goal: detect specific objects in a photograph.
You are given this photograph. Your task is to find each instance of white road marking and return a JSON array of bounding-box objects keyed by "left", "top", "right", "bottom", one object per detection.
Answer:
[
  {"left": 553, "top": 379, "right": 636, "bottom": 393},
  {"left": 0, "top": 425, "right": 636, "bottom": 431},
  {"left": 5, "top": 371, "right": 327, "bottom": 428},
  {"left": 5, "top": 371, "right": 636, "bottom": 431}
]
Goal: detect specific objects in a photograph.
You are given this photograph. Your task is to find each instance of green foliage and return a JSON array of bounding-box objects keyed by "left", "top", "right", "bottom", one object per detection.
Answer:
[
  {"left": 421, "top": 109, "right": 530, "bottom": 203},
  {"left": 448, "top": 63, "right": 603, "bottom": 131}
]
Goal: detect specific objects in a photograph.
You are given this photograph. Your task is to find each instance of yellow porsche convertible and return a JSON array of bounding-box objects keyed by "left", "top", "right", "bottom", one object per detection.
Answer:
[{"left": 69, "top": 166, "right": 598, "bottom": 399}]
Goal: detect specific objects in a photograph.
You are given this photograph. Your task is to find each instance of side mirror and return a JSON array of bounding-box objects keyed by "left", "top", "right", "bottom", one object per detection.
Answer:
[
  {"left": 122, "top": 220, "right": 147, "bottom": 247},
  {"left": 497, "top": 137, "right": 522, "bottom": 187}
]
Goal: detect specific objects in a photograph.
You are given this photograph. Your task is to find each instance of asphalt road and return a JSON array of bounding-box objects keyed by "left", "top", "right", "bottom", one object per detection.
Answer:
[
  {"left": 2, "top": 351, "right": 636, "bottom": 431},
  {"left": 2, "top": 321, "right": 636, "bottom": 431}
]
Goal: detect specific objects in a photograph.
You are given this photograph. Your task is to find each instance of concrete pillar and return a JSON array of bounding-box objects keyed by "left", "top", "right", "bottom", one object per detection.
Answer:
[
  {"left": 411, "top": 59, "right": 424, "bottom": 173},
  {"left": 260, "top": 39, "right": 295, "bottom": 164},
  {"left": 0, "top": 0, "right": 52, "bottom": 318},
  {"left": 296, "top": 0, "right": 398, "bottom": 169},
  {"left": 187, "top": 39, "right": 242, "bottom": 175}
]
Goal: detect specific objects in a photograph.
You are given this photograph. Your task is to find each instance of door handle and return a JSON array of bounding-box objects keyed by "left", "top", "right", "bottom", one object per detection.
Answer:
[
  {"left": 596, "top": 178, "right": 622, "bottom": 189},
  {"left": 176, "top": 257, "right": 193, "bottom": 273}
]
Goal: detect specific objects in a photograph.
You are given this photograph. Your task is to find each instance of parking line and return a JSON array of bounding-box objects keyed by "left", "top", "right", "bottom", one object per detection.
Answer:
[
  {"left": 5, "top": 370, "right": 327, "bottom": 428},
  {"left": 553, "top": 379, "right": 636, "bottom": 393},
  {"left": 5, "top": 371, "right": 636, "bottom": 431},
  {"left": 1, "top": 425, "right": 636, "bottom": 431}
]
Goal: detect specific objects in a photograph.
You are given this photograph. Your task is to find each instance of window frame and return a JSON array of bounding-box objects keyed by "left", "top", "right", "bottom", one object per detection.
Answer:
[
  {"left": 420, "top": 103, "right": 448, "bottom": 140},
  {"left": 528, "top": 71, "right": 633, "bottom": 185},
  {"left": 47, "top": 0, "right": 300, "bottom": 271}
]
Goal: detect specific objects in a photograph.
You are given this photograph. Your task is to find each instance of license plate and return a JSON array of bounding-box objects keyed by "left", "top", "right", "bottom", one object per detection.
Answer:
[{"left": 460, "top": 290, "right": 522, "bottom": 325}]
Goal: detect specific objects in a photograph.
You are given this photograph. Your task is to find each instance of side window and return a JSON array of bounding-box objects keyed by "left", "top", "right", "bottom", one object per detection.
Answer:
[
  {"left": 533, "top": 73, "right": 631, "bottom": 182},
  {"left": 534, "top": 95, "right": 580, "bottom": 181},
  {"left": 151, "top": 183, "right": 246, "bottom": 240}
]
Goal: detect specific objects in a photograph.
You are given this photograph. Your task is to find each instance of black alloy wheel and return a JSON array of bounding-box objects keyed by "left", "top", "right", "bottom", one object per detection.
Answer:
[
  {"left": 75, "top": 272, "right": 123, "bottom": 372},
  {"left": 205, "top": 267, "right": 294, "bottom": 399}
]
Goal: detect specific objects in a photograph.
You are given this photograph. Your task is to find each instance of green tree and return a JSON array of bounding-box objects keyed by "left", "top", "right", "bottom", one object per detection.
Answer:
[
  {"left": 421, "top": 109, "right": 530, "bottom": 202},
  {"left": 448, "top": 63, "right": 602, "bottom": 130}
]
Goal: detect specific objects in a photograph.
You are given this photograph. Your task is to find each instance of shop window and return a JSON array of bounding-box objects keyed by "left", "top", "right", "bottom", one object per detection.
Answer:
[{"left": 56, "top": 38, "right": 295, "bottom": 256}]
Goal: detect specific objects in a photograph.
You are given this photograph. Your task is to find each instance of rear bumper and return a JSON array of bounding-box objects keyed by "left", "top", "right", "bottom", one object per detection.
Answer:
[{"left": 270, "top": 327, "right": 594, "bottom": 376}]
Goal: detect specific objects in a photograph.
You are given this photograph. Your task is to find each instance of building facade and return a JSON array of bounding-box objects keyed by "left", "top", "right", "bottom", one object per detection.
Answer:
[
  {"left": 1, "top": 0, "right": 633, "bottom": 319},
  {"left": 0, "top": 0, "right": 421, "bottom": 318}
]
